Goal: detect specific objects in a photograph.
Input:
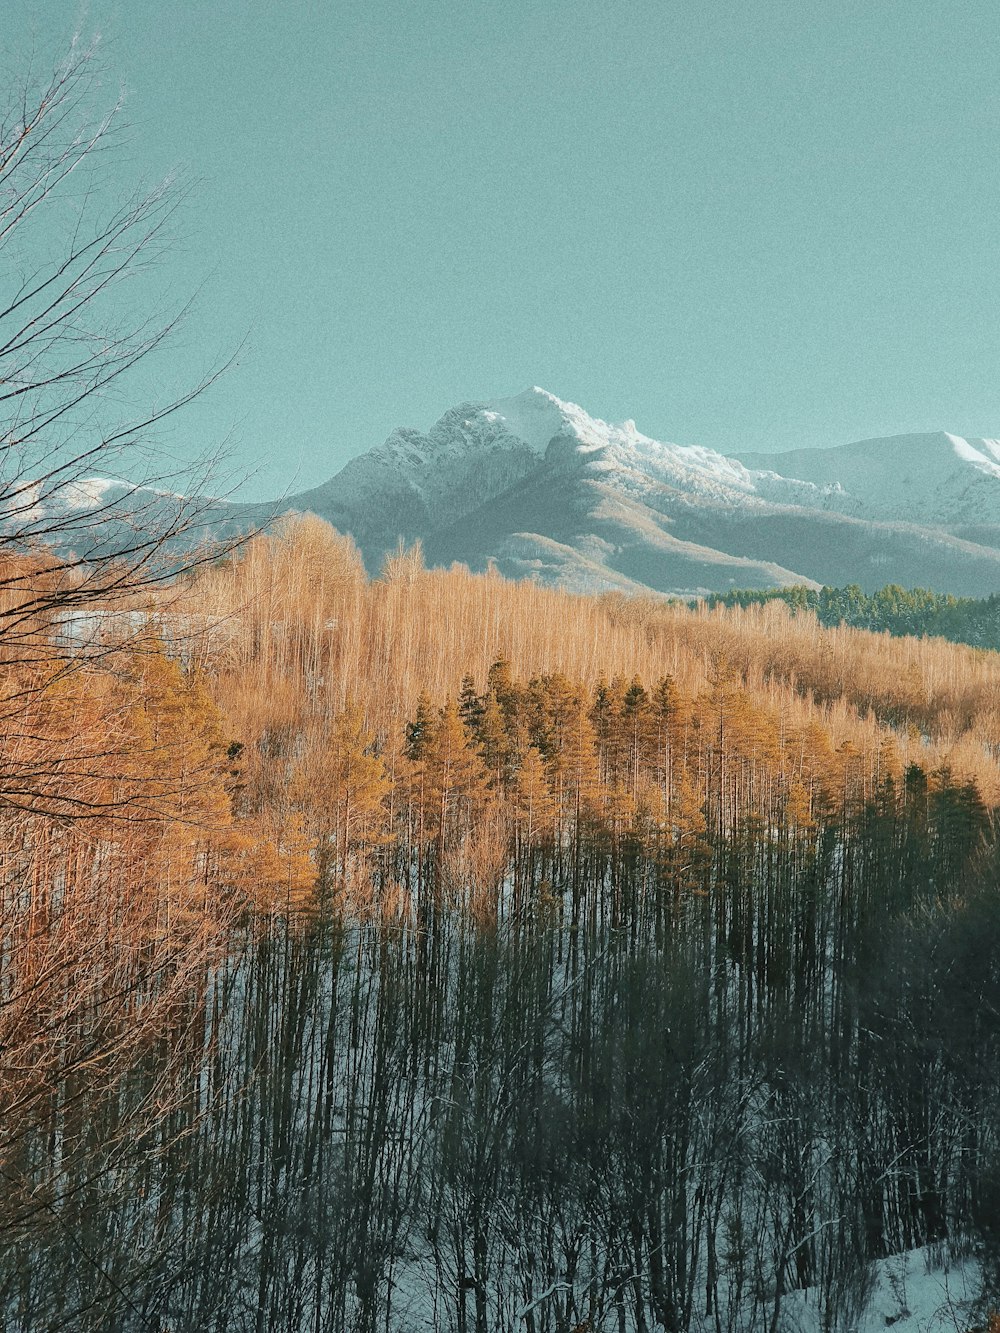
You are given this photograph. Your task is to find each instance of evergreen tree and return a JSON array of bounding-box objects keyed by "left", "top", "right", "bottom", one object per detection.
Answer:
[
  {"left": 405, "top": 692, "right": 435, "bottom": 761},
  {"left": 477, "top": 691, "right": 514, "bottom": 789},
  {"left": 423, "top": 700, "right": 488, "bottom": 846},
  {"left": 514, "top": 744, "right": 557, "bottom": 844},
  {"left": 457, "top": 674, "right": 484, "bottom": 732}
]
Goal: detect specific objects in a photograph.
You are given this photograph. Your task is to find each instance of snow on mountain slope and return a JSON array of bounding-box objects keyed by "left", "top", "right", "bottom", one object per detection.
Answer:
[
  {"left": 752, "top": 1244, "right": 980, "bottom": 1333},
  {"left": 281, "top": 393, "right": 560, "bottom": 560},
  {"left": 297, "top": 387, "right": 782, "bottom": 516},
  {"left": 311, "top": 385, "right": 874, "bottom": 521},
  {"left": 482, "top": 387, "right": 580, "bottom": 454},
  {"left": 740, "top": 432, "right": 1000, "bottom": 524},
  {"left": 0, "top": 471, "right": 250, "bottom": 559}
]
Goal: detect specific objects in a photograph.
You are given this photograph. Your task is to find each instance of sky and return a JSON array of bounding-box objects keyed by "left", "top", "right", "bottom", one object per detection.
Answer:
[{"left": 7, "top": 0, "right": 1000, "bottom": 498}]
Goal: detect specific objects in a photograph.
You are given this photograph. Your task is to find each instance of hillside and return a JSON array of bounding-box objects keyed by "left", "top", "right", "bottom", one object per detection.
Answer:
[{"left": 708, "top": 581, "right": 1000, "bottom": 650}]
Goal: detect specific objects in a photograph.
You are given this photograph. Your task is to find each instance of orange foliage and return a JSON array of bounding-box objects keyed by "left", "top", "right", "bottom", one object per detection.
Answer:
[{"left": 177, "top": 517, "right": 1000, "bottom": 813}]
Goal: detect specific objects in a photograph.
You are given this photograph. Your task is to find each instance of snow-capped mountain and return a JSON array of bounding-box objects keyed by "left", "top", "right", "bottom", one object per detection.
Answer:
[
  {"left": 269, "top": 388, "right": 1000, "bottom": 597},
  {"left": 19, "top": 388, "right": 1000, "bottom": 597}
]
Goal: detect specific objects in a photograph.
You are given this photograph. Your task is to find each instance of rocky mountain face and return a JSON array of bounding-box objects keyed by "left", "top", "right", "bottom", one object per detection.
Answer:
[{"left": 23, "top": 388, "right": 1000, "bottom": 597}]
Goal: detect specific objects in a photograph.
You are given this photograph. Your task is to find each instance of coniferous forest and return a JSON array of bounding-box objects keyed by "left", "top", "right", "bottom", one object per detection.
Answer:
[
  {"left": 707, "top": 582, "right": 1000, "bottom": 652},
  {"left": 5, "top": 517, "right": 1000, "bottom": 1329}
]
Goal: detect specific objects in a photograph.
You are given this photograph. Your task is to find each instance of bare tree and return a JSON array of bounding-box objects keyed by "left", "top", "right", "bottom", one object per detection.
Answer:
[
  {"left": 0, "top": 34, "right": 246, "bottom": 668},
  {"left": 0, "top": 43, "right": 251, "bottom": 1320}
]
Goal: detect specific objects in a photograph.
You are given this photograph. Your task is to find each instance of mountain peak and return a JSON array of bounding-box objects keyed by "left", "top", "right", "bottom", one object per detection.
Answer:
[
  {"left": 527, "top": 385, "right": 566, "bottom": 404},
  {"left": 483, "top": 387, "right": 656, "bottom": 459},
  {"left": 482, "top": 386, "right": 581, "bottom": 454}
]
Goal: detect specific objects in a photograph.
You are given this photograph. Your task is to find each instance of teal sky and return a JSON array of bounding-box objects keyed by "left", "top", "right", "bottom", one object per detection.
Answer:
[{"left": 8, "top": 0, "right": 1000, "bottom": 498}]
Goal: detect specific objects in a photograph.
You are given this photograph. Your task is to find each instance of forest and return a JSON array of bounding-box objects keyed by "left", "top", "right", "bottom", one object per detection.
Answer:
[
  {"left": 706, "top": 581, "right": 1000, "bottom": 651},
  {"left": 5, "top": 25, "right": 1000, "bottom": 1333},
  {"left": 4, "top": 516, "right": 1000, "bottom": 1330}
]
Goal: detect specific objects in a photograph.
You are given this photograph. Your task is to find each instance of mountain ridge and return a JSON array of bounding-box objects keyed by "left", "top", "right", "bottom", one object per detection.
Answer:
[
  {"left": 280, "top": 386, "right": 1000, "bottom": 596},
  {"left": 18, "top": 387, "right": 1000, "bottom": 598}
]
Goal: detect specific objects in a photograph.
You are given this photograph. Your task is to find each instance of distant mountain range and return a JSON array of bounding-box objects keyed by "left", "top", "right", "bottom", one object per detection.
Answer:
[{"left": 26, "top": 388, "right": 1000, "bottom": 597}]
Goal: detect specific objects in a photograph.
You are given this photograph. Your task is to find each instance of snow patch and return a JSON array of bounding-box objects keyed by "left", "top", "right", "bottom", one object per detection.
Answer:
[
  {"left": 60, "top": 477, "right": 129, "bottom": 511},
  {"left": 765, "top": 1245, "right": 982, "bottom": 1333}
]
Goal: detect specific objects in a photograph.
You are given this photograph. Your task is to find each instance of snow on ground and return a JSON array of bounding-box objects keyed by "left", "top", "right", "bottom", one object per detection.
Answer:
[
  {"left": 362, "top": 1243, "right": 987, "bottom": 1331},
  {"left": 769, "top": 1246, "right": 983, "bottom": 1333}
]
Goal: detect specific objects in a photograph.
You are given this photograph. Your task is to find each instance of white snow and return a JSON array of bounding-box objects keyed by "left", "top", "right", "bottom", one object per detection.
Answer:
[
  {"left": 742, "top": 431, "right": 1000, "bottom": 524},
  {"left": 484, "top": 386, "right": 582, "bottom": 454},
  {"left": 945, "top": 432, "right": 1000, "bottom": 472},
  {"left": 24, "top": 391, "right": 1000, "bottom": 548},
  {"left": 764, "top": 1245, "right": 983, "bottom": 1333},
  {"left": 477, "top": 394, "right": 1000, "bottom": 528},
  {"left": 60, "top": 477, "right": 132, "bottom": 510},
  {"left": 287, "top": 390, "right": 1000, "bottom": 599}
]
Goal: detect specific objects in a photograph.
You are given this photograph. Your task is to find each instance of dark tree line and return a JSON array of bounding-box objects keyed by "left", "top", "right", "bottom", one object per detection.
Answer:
[{"left": 706, "top": 582, "right": 1000, "bottom": 651}]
